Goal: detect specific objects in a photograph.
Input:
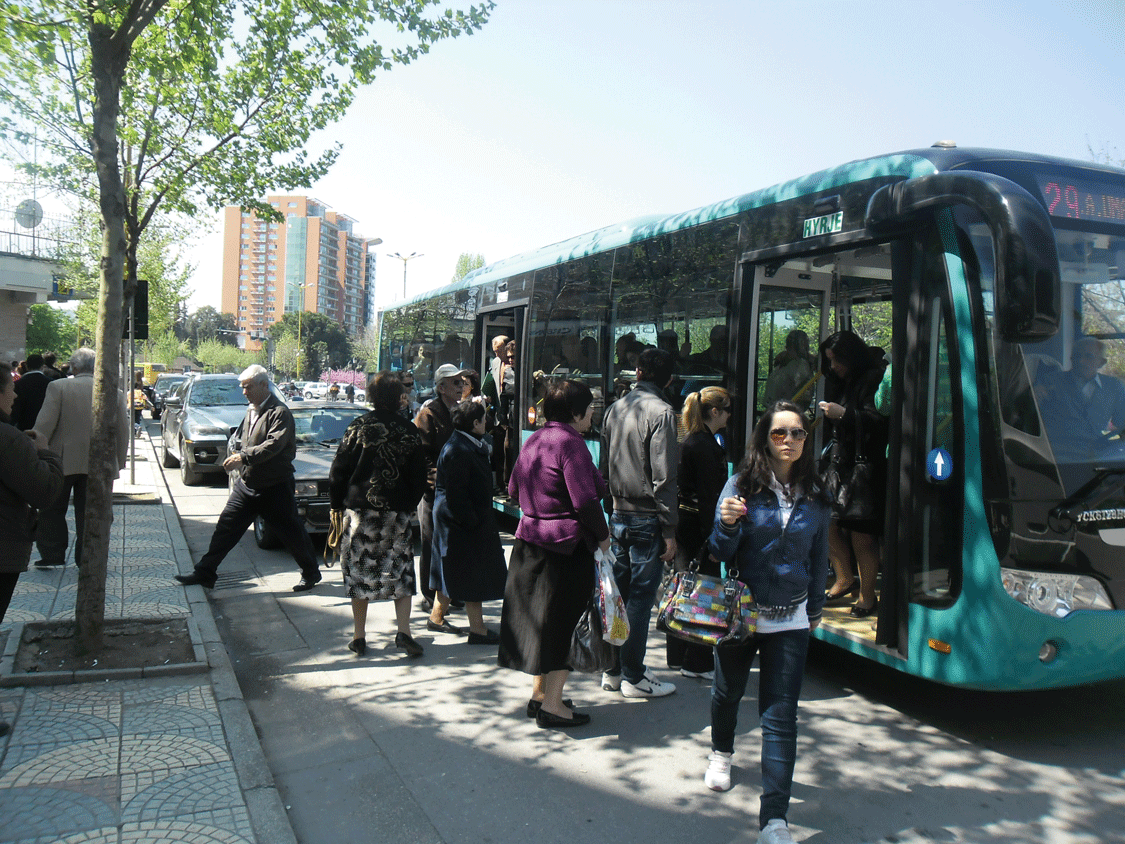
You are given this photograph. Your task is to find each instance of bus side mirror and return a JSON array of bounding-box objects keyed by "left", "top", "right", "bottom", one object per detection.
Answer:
[{"left": 866, "top": 171, "right": 1061, "bottom": 343}]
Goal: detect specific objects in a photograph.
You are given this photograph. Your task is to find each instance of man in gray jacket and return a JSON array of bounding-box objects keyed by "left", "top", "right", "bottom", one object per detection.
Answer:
[{"left": 600, "top": 347, "right": 678, "bottom": 698}]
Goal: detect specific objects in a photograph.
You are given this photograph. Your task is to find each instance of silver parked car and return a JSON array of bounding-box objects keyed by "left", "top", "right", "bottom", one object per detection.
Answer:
[
  {"left": 226, "top": 401, "right": 368, "bottom": 547},
  {"left": 160, "top": 374, "right": 281, "bottom": 486}
]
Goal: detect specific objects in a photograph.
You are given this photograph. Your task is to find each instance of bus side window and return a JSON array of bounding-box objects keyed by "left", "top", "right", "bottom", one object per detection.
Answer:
[
  {"left": 528, "top": 257, "right": 610, "bottom": 436},
  {"left": 608, "top": 225, "right": 739, "bottom": 421}
]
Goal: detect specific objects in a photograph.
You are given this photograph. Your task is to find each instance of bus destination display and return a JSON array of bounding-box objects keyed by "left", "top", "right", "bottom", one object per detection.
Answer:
[{"left": 1037, "top": 174, "right": 1125, "bottom": 224}]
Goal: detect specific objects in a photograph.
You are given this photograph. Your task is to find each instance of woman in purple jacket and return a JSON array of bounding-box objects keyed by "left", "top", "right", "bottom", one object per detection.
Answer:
[{"left": 499, "top": 379, "right": 610, "bottom": 729}]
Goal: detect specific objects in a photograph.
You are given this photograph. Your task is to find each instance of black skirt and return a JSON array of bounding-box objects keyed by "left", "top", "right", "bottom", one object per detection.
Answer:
[{"left": 498, "top": 539, "right": 595, "bottom": 675}]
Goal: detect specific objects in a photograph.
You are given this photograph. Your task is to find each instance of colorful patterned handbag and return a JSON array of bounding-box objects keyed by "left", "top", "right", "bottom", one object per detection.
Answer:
[{"left": 655, "top": 563, "right": 756, "bottom": 647}]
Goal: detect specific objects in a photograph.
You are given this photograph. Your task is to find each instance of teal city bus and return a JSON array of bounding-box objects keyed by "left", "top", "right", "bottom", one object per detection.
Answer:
[{"left": 378, "top": 144, "right": 1125, "bottom": 690}]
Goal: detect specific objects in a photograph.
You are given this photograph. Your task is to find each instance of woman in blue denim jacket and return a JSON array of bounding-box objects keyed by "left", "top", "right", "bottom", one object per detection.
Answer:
[{"left": 702, "top": 401, "right": 830, "bottom": 844}]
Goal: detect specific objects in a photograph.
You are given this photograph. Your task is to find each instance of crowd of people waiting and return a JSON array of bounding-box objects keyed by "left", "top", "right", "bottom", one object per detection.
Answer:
[
  {"left": 318, "top": 332, "right": 889, "bottom": 844},
  {"left": 0, "top": 330, "right": 892, "bottom": 844}
]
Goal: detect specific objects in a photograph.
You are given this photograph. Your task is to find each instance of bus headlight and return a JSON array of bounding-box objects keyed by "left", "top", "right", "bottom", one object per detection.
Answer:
[{"left": 1000, "top": 568, "right": 1114, "bottom": 617}]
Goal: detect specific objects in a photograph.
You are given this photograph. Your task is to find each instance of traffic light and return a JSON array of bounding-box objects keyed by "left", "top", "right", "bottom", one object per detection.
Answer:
[
  {"left": 133, "top": 279, "right": 149, "bottom": 340},
  {"left": 120, "top": 279, "right": 149, "bottom": 340}
]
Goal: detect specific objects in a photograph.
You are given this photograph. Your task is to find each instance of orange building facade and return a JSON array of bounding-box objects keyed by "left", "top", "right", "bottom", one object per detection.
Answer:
[{"left": 220, "top": 196, "right": 374, "bottom": 351}]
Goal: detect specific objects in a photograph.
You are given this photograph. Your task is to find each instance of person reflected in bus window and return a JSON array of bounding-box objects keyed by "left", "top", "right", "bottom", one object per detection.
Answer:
[
  {"left": 1036, "top": 337, "right": 1125, "bottom": 464},
  {"left": 817, "top": 331, "right": 888, "bottom": 617},
  {"left": 687, "top": 324, "right": 731, "bottom": 375},
  {"left": 576, "top": 336, "right": 599, "bottom": 376},
  {"left": 764, "top": 330, "right": 815, "bottom": 411}
]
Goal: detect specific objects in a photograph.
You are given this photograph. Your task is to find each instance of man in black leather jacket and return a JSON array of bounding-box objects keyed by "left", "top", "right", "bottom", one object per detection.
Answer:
[{"left": 174, "top": 365, "right": 322, "bottom": 592}]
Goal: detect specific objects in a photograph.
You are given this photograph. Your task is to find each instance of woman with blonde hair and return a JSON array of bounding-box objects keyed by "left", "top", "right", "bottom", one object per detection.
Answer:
[{"left": 666, "top": 386, "right": 732, "bottom": 680}]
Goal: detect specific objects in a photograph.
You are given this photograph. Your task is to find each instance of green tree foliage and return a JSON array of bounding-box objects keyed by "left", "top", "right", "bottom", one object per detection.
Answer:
[
  {"left": 269, "top": 311, "right": 351, "bottom": 379},
  {"left": 272, "top": 333, "right": 300, "bottom": 379},
  {"left": 0, "top": 0, "right": 494, "bottom": 652},
  {"left": 145, "top": 328, "right": 188, "bottom": 367},
  {"left": 185, "top": 306, "right": 238, "bottom": 347},
  {"left": 26, "top": 303, "right": 77, "bottom": 356},
  {"left": 64, "top": 214, "right": 193, "bottom": 348},
  {"left": 193, "top": 338, "right": 257, "bottom": 374},
  {"left": 451, "top": 252, "right": 485, "bottom": 284}
]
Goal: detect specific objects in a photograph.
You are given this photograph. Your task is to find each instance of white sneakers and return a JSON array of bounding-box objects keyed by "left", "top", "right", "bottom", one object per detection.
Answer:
[
  {"left": 680, "top": 668, "right": 714, "bottom": 680},
  {"left": 600, "top": 671, "right": 621, "bottom": 691},
  {"left": 702, "top": 756, "right": 794, "bottom": 844},
  {"left": 759, "top": 818, "right": 794, "bottom": 844},
  {"left": 621, "top": 668, "right": 676, "bottom": 698},
  {"left": 704, "top": 749, "right": 732, "bottom": 791}
]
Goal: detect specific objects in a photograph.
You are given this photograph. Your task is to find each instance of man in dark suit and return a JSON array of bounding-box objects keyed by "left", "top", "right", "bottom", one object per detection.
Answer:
[
  {"left": 174, "top": 365, "right": 322, "bottom": 592},
  {"left": 12, "top": 353, "right": 50, "bottom": 430}
]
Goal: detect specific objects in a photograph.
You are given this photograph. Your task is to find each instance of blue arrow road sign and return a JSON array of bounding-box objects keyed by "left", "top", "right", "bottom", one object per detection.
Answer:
[{"left": 927, "top": 447, "right": 952, "bottom": 481}]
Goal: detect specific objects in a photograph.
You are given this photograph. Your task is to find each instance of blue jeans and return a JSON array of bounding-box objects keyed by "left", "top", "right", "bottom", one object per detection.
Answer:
[
  {"left": 711, "top": 629, "right": 810, "bottom": 830},
  {"left": 608, "top": 513, "right": 665, "bottom": 684}
]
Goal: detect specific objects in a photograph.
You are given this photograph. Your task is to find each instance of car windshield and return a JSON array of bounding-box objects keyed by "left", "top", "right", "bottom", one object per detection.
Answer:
[
  {"left": 293, "top": 407, "right": 366, "bottom": 444},
  {"left": 190, "top": 381, "right": 247, "bottom": 407},
  {"left": 155, "top": 376, "right": 186, "bottom": 391}
]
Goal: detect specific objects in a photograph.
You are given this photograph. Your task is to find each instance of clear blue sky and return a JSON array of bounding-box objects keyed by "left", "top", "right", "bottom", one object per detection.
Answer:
[{"left": 186, "top": 0, "right": 1125, "bottom": 312}]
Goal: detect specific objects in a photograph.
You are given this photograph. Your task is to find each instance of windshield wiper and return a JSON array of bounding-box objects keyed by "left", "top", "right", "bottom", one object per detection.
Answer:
[{"left": 1048, "top": 467, "right": 1125, "bottom": 531}]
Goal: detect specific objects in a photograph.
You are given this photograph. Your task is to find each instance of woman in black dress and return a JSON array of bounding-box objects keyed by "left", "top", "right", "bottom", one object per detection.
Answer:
[
  {"left": 499, "top": 380, "right": 610, "bottom": 728},
  {"left": 817, "top": 331, "right": 889, "bottom": 617},
  {"left": 667, "top": 385, "right": 731, "bottom": 679},
  {"left": 329, "top": 371, "right": 429, "bottom": 657}
]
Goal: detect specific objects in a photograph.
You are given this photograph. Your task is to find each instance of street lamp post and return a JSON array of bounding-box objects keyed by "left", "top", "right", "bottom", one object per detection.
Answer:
[
  {"left": 388, "top": 251, "right": 423, "bottom": 299},
  {"left": 294, "top": 281, "right": 310, "bottom": 379}
]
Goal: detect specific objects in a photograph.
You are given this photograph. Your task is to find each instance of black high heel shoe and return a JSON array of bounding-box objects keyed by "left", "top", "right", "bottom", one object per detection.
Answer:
[
  {"left": 825, "top": 580, "right": 860, "bottom": 601},
  {"left": 849, "top": 600, "right": 878, "bottom": 618},
  {"left": 348, "top": 638, "right": 366, "bottom": 656},
  {"left": 526, "top": 698, "right": 573, "bottom": 718}
]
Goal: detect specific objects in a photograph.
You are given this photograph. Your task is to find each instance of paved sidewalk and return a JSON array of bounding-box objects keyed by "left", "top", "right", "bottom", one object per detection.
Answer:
[{"left": 0, "top": 432, "right": 294, "bottom": 844}]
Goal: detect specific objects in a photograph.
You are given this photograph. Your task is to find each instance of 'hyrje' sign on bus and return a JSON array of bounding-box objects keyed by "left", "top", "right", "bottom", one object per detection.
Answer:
[{"left": 802, "top": 211, "right": 844, "bottom": 238}]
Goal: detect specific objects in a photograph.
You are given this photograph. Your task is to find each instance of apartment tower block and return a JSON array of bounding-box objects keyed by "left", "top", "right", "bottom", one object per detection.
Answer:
[{"left": 221, "top": 196, "right": 375, "bottom": 350}]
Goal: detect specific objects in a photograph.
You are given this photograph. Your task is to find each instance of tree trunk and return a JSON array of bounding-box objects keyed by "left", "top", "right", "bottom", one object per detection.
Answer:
[{"left": 76, "top": 24, "right": 131, "bottom": 654}]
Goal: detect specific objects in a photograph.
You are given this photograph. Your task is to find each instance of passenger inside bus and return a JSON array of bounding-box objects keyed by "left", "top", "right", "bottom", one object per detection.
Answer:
[
  {"left": 764, "top": 330, "right": 815, "bottom": 411},
  {"left": 1036, "top": 337, "right": 1125, "bottom": 465}
]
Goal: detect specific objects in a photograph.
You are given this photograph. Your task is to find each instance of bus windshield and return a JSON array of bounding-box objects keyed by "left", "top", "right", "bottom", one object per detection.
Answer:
[{"left": 1018, "top": 228, "right": 1125, "bottom": 495}]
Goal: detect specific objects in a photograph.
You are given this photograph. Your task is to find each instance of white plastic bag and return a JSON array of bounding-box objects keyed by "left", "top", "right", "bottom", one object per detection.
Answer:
[{"left": 594, "top": 548, "right": 629, "bottom": 646}]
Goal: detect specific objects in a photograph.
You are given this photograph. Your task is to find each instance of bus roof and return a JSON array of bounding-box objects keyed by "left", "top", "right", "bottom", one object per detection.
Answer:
[{"left": 381, "top": 146, "right": 1125, "bottom": 311}]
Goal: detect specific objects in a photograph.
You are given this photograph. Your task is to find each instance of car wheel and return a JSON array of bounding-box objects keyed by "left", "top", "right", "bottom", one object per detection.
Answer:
[
  {"left": 161, "top": 436, "right": 179, "bottom": 468},
  {"left": 179, "top": 440, "right": 202, "bottom": 486},
  {"left": 254, "top": 516, "right": 282, "bottom": 549}
]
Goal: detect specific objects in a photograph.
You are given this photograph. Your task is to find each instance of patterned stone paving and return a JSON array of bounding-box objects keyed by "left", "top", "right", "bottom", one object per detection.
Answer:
[
  {"left": 0, "top": 506, "right": 189, "bottom": 634},
  {"left": 0, "top": 496, "right": 258, "bottom": 844},
  {"left": 0, "top": 680, "right": 254, "bottom": 843}
]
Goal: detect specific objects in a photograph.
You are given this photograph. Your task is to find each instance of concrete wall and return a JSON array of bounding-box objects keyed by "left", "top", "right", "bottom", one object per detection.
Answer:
[{"left": 0, "top": 252, "right": 57, "bottom": 363}]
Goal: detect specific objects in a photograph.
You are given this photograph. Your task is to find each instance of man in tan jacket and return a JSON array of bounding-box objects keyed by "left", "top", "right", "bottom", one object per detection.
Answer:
[{"left": 31, "top": 348, "right": 129, "bottom": 568}]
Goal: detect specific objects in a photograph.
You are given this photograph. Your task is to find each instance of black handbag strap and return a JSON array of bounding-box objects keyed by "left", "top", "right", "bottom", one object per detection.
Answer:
[{"left": 852, "top": 408, "right": 867, "bottom": 463}]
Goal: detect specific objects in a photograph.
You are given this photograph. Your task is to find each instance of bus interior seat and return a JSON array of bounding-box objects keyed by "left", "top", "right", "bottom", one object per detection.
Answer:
[{"left": 1024, "top": 353, "right": 1062, "bottom": 385}]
